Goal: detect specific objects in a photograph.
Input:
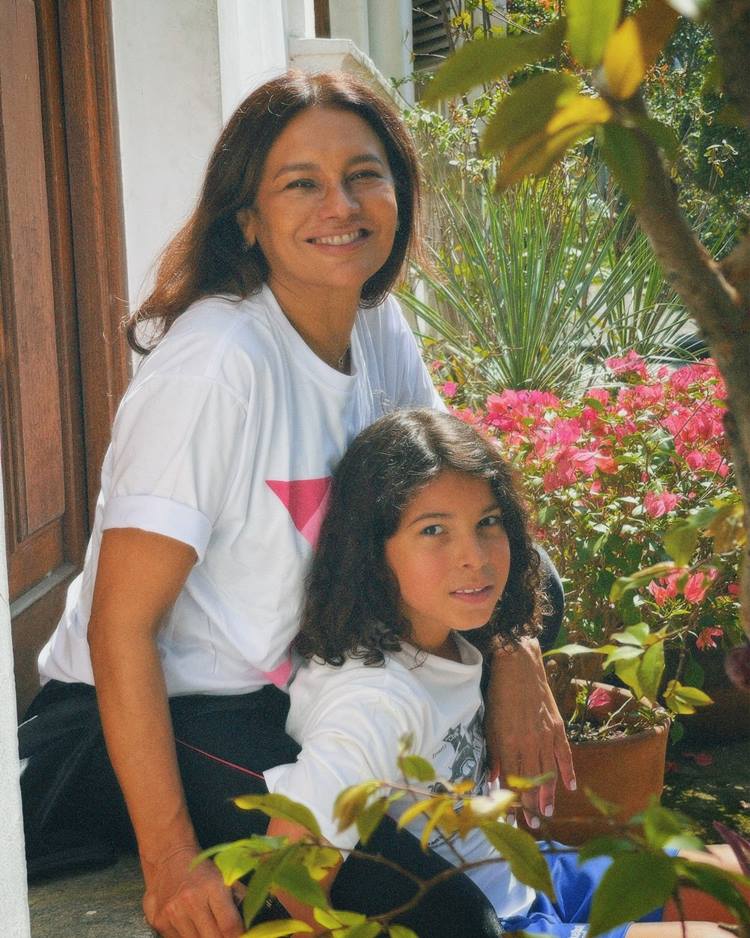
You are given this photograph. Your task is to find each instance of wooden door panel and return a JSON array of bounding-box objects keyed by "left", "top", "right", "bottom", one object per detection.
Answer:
[{"left": 0, "top": 0, "right": 67, "bottom": 608}]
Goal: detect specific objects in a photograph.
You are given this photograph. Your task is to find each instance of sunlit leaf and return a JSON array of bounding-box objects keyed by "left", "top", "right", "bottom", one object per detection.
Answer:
[
  {"left": 637, "top": 639, "right": 665, "bottom": 703},
  {"left": 663, "top": 680, "right": 713, "bottom": 715},
  {"left": 577, "top": 836, "right": 636, "bottom": 862},
  {"left": 241, "top": 920, "right": 313, "bottom": 937},
  {"left": 213, "top": 843, "right": 260, "bottom": 885},
  {"left": 242, "top": 849, "right": 293, "bottom": 925},
  {"left": 483, "top": 73, "right": 580, "bottom": 152},
  {"left": 481, "top": 822, "right": 555, "bottom": 898},
  {"left": 399, "top": 755, "right": 437, "bottom": 782},
  {"left": 599, "top": 123, "right": 647, "bottom": 203},
  {"left": 642, "top": 802, "right": 702, "bottom": 852},
  {"left": 340, "top": 923, "right": 384, "bottom": 938},
  {"left": 420, "top": 800, "right": 454, "bottom": 849},
  {"left": 389, "top": 926, "right": 420, "bottom": 938},
  {"left": 663, "top": 518, "right": 698, "bottom": 567},
  {"left": 356, "top": 796, "right": 389, "bottom": 845},
  {"left": 505, "top": 772, "right": 555, "bottom": 791},
  {"left": 610, "top": 562, "right": 676, "bottom": 601},
  {"left": 424, "top": 19, "right": 566, "bottom": 103},
  {"left": 603, "top": 0, "right": 680, "bottom": 100},
  {"left": 545, "top": 642, "right": 604, "bottom": 658},
  {"left": 566, "top": 0, "right": 621, "bottom": 67},
  {"left": 614, "top": 655, "right": 644, "bottom": 699},
  {"left": 610, "top": 623, "right": 649, "bottom": 646},
  {"left": 334, "top": 782, "right": 383, "bottom": 832},
  {"left": 274, "top": 861, "right": 328, "bottom": 908},
  {"left": 602, "top": 644, "right": 643, "bottom": 670},
  {"left": 314, "top": 907, "right": 367, "bottom": 927},
  {"left": 234, "top": 794, "right": 322, "bottom": 840},
  {"left": 589, "top": 853, "right": 677, "bottom": 936},
  {"left": 397, "top": 796, "right": 444, "bottom": 829}
]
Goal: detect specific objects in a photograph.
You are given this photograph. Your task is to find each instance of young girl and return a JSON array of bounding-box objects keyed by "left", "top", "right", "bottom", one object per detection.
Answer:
[{"left": 265, "top": 409, "right": 746, "bottom": 938}]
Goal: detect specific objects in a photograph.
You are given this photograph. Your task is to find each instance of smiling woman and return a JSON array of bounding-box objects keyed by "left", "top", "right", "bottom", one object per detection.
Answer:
[{"left": 18, "top": 70, "right": 570, "bottom": 938}]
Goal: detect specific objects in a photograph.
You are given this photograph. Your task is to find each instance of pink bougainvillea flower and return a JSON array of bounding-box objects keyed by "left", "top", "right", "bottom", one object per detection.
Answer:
[
  {"left": 727, "top": 583, "right": 740, "bottom": 597},
  {"left": 643, "top": 491, "right": 681, "bottom": 518},
  {"left": 587, "top": 686, "right": 617, "bottom": 712},
  {"left": 684, "top": 568, "right": 719, "bottom": 604},
  {"left": 696, "top": 626, "right": 723, "bottom": 651},
  {"left": 452, "top": 407, "right": 482, "bottom": 427},
  {"left": 441, "top": 381, "right": 458, "bottom": 399},
  {"left": 648, "top": 571, "right": 682, "bottom": 606},
  {"left": 430, "top": 359, "right": 445, "bottom": 373},
  {"left": 605, "top": 350, "right": 649, "bottom": 380}
]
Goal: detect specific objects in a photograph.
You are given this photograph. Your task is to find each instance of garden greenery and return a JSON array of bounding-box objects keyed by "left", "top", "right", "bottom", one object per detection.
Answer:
[{"left": 200, "top": 742, "right": 750, "bottom": 937}]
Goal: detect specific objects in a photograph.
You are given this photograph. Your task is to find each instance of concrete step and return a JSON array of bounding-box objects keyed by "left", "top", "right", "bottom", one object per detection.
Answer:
[{"left": 29, "top": 855, "right": 151, "bottom": 937}]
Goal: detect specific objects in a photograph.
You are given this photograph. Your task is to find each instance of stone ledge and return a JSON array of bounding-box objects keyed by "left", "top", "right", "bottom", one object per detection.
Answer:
[{"left": 29, "top": 855, "right": 151, "bottom": 937}]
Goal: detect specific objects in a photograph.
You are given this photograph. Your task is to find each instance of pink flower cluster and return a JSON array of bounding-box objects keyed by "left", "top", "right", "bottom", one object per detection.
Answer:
[
  {"left": 464, "top": 353, "right": 730, "bottom": 505},
  {"left": 647, "top": 567, "right": 719, "bottom": 606}
]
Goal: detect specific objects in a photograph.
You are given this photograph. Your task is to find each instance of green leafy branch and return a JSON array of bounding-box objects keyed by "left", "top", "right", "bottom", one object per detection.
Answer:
[{"left": 200, "top": 741, "right": 750, "bottom": 937}]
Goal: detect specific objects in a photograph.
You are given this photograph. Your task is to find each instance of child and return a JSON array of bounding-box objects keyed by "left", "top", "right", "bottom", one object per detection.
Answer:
[{"left": 264, "top": 409, "right": 745, "bottom": 938}]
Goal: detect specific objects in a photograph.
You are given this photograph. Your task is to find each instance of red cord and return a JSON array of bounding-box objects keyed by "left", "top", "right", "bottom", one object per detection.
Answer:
[{"left": 175, "top": 738, "right": 266, "bottom": 781}]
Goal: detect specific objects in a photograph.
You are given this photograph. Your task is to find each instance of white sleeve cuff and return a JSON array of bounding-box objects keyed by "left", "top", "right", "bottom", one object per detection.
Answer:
[{"left": 103, "top": 494, "right": 213, "bottom": 562}]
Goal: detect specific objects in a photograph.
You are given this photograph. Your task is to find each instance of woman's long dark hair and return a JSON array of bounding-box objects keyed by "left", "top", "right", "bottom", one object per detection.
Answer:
[
  {"left": 127, "top": 71, "right": 422, "bottom": 353},
  {"left": 298, "top": 409, "right": 542, "bottom": 666}
]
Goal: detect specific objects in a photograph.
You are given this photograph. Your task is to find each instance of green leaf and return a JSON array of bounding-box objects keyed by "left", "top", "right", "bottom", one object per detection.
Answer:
[
  {"left": 356, "top": 796, "right": 390, "bottom": 845},
  {"left": 642, "top": 802, "right": 700, "bottom": 851},
  {"left": 610, "top": 623, "right": 649, "bottom": 646},
  {"left": 545, "top": 642, "right": 604, "bottom": 658},
  {"left": 233, "top": 794, "right": 322, "bottom": 840},
  {"left": 389, "top": 927, "right": 420, "bottom": 938},
  {"left": 584, "top": 787, "right": 621, "bottom": 817},
  {"left": 613, "top": 654, "right": 643, "bottom": 699},
  {"left": 566, "top": 0, "right": 621, "bottom": 67},
  {"left": 603, "top": 0, "right": 680, "bottom": 100},
  {"left": 602, "top": 644, "right": 643, "bottom": 671},
  {"left": 339, "top": 924, "right": 383, "bottom": 938},
  {"left": 424, "top": 19, "right": 566, "bottom": 104},
  {"left": 213, "top": 843, "right": 260, "bottom": 884},
  {"left": 480, "top": 822, "right": 555, "bottom": 899},
  {"left": 577, "top": 836, "right": 636, "bottom": 862},
  {"left": 242, "top": 920, "right": 313, "bottom": 937},
  {"left": 242, "top": 849, "right": 293, "bottom": 926},
  {"left": 483, "top": 72, "right": 581, "bottom": 153},
  {"left": 637, "top": 639, "right": 665, "bottom": 703},
  {"left": 663, "top": 680, "right": 713, "bottom": 715},
  {"left": 663, "top": 518, "right": 698, "bottom": 566},
  {"left": 599, "top": 123, "right": 647, "bottom": 202},
  {"left": 588, "top": 853, "right": 677, "bottom": 936},
  {"left": 610, "top": 562, "right": 676, "bottom": 602},
  {"left": 399, "top": 755, "right": 437, "bottom": 782},
  {"left": 274, "top": 861, "right": 328, "bottom": 908},
  {"left": 334, "top": 782, "right": 383, "bottom": 832}
]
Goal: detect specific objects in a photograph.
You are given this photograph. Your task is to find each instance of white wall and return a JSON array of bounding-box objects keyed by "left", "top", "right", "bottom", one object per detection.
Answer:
[
  {"left": 0, "top": 472, "right": 30, "bottom": 935},
  {"left": 110, "top": 0, "right": 224, "bottom": 309}
]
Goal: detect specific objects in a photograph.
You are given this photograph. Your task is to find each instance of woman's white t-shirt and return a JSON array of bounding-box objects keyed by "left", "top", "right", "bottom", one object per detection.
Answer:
[{"left": 38, "top": 286, "right": 441, "bottom": 696}]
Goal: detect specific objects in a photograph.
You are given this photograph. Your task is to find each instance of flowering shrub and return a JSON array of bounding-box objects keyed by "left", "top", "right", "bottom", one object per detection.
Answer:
[{"left": 437, "top": 353, "right": 743, "bottom": 667}]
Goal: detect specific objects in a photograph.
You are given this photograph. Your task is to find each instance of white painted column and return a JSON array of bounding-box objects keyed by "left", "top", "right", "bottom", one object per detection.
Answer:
[
  {"left": 110, "top": 0, "right": 223, "bottom": 308},
  {"left": 216, "top": 0, "right": 289, "bottom": 122},
  {"left": 368, "top": 0, "right": 414, "bottom": 101},
  {"left": 329, "top": 0, "right": 370, "bottom": 55},
  {"left": 0, "top": 471, "right": 31, "bottom": 936}
]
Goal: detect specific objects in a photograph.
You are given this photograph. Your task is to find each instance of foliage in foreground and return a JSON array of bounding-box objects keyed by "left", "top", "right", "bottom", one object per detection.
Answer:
[{"left": 200, "top": 744, "right": 750, "bottom": 937}]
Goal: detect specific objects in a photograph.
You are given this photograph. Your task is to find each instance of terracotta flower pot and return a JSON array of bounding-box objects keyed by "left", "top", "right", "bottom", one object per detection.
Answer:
[{"left": 531, "top": 681, "right": 670, "bottom": 845}]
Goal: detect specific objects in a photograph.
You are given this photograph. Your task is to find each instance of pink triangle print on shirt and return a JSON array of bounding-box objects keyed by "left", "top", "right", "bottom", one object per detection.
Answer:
[{"left": 266, "top": 477, "right": 332, "bottom": 547}]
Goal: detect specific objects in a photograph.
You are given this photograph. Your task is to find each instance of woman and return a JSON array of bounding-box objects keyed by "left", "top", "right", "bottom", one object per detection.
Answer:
[{"left": 20, "top": 71, "right": 573, "bottom": 938}]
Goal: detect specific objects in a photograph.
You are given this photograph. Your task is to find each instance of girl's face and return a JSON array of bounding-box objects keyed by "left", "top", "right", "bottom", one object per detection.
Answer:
[
  {"left": 237, "top": 106, "right": 398, "bottom": 314},
  {"left": 384, "top": 470, "right": 511, "bottom": 660}
]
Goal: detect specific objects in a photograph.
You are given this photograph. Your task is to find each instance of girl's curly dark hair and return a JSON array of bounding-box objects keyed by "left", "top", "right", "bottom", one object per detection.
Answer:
[{"left": 297, "top": 409, "right": 542, "bottom": 666}]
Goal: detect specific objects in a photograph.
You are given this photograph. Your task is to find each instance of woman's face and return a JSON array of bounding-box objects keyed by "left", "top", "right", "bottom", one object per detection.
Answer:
[{"left": 238, "top": 106, "right": 399, "bottom": 313}]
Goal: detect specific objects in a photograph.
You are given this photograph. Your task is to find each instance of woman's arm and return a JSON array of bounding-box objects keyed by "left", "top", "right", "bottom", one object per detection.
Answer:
[
  {"left": 88, "top": 528, "right": 244, "bottom": 938},
  {"left": 484, "top": 637, "right": 576, "bottom": 826}
]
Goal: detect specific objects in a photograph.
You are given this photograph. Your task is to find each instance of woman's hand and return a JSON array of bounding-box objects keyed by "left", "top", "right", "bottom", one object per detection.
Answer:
[
  {"left": 143, "top": 844, "right": 244, "bottom": 938},
  {"left": 484, "top": 638, "right": 575, "bottom": 826}
]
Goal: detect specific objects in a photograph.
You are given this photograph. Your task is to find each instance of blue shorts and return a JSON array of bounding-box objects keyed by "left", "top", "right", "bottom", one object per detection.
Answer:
[{"left": 498, "top": 844, "right": 666, "bottom": 938}]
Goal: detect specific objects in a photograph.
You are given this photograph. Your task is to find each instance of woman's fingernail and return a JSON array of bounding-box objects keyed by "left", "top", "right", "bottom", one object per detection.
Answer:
[
  {"left": 569, "top": 780, "right": 577, "bottom": 792},
  {"left": 544, "top": 805, "right": 554, "bottom": 817},
  {"left": 529, "top": 816, "right": 540, "bottom": 829}
]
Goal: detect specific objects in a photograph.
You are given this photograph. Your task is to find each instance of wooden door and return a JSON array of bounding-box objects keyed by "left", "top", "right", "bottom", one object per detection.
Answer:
[{"left": 0, "top": 0, "right": 129, "bottom": 714}]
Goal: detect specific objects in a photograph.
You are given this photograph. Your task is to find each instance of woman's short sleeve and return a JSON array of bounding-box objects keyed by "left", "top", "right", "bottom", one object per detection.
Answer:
[{"left": 102, "top": 373, "right": 248, "bottom": 562}]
